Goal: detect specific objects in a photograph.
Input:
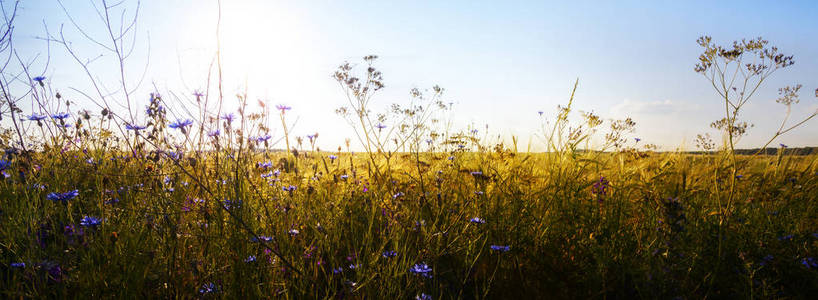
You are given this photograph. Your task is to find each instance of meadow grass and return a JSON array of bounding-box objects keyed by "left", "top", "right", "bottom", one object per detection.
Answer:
[{"left": 1, "top": 142, "right": 817, "bottom": 298}]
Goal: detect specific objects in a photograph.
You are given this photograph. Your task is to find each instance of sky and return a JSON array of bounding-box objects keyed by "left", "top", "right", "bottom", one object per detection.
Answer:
[{"left": 8, "top": 0, "right": 818, "bottom": 151}]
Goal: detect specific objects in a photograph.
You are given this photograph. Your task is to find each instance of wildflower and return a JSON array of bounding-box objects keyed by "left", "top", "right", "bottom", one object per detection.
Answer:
[
  {"left": 251, "top": 236, "right": 273, "bottom": 243},
  {"left": 282, "top": 185, "right": 297, "bottom": 192},
  {"left": 11, "top": 262, "right": 25, "bottom": 268},
  {"left": 79, "top": 216, "right": 102, "bottom": 227},
  {"left": 223, "top": 199, "right": 242, "bottom": 210},
  {"left": 448, "top": 156, "right": 455, "bottom": 160},
  {"left": 780, "top": 143, "right": 787, "bottom": 148},
  {"left": 340, "top": 174, "right": 349, "bottom": 180},
  {"left": 538, "top": 111, "right": 544, "bottom": 116},
  {"left": 332, "top": 267, "right": 344, "bottom": 274},
  {"left": 193, "top": 90, "right": 204, "bottom": 97},
  {"left": 254, "top": 135, "right": 272, "bottom": 143},
  {"left": 245, "top": 255, "right": 256, "bottom": 263},
  {"left": 801, "top": 257, "right": 818, "bottom": 269},
  {"left": 735, "top": 175, "right": 743, "bottom": 179},
  {"left": 393, "top": 192, "right": 404, "bottom": 199},
  {"left": 221, "top": 113, "right": 235, "bottom": 123},
  {"left": 47, "top": 190, "right": 79, "bottom": 202},
  {"left": 199, "top": 282, "right": 219, "bottom": 294},
  {"left": 409, "top": 262, "right": 433, "bottom": 278},
  {"left": 0, "top": 160, "right": 9, "bottom": 171},
  {"left": 474, "top": 191, "right": 484, "bottom": 195},
  {"left": 33, "top": 76, "right": 46, "bottom": 83},
  {"left": 416, "top": 293, "right": 432, "bottom": 300},
  {"left": 469, "top": 217, "right": 486, "bottom": 224},
  {"left": 375, "top": 123, "right": 387, "bottom": 130},
  {"left": 208, "top": 130, "right": 220, "bottom": 137},
  {"left": 382, "top": 250, "right": 397, "bottom": 258},
  {"left": 490, "top": 245, "right": 511, "bottom": 252},
  {"left": 258, "top": 161, "right": 273, "bottom": 169},
  {"left": 168, "top": 119, "right": 193, "bottom": 130},
  {"left": 288, "top": 229, "right": 299, "bottom": 236},
  {"left": 276, "top": 104, "right": 291, "bottom": 113},
  {"left": 592, "top": 176, "right": 609, "bottom": 196},
  {"left": 28, "top": 114, "right": 48, "bottom": 121},
  {"left": 635, "top": 138, "right": 642, "bottom": 142},
  {"left": 470, "top": 171, "right": 482, "bottom": 176},
  {"left": 51, "top": 112, "right": 70, "bottom": 120},
  {"left": 125, "top": 124, "right": 147, "bottom": 131},
  {"left": 328, "top": 155, "right": 337, "bottom": 161}
]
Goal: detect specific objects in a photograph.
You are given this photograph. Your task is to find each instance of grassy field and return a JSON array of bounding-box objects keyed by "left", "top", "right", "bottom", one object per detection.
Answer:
[{"left": 1, "top": 139, "right": 817, "bottom": 298}]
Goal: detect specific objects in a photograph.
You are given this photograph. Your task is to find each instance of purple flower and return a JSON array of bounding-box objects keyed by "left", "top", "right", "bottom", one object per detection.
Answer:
[
  {"left": 245, "top": 255, "right": 256, "bottom": 263},
  {"left": 199, "top": 282, "right": 219, "bottom": 294},
  {"left": 276, "top": 104, "right": 292, "bottom": 113},
  {"left": 592, "top": 176, "right": 609, "bottom": 196},
  {"left": 416, "top": 293, "right": 432, "bottom": 300},
  {"left": 490, "top": 245, "right": 510, "bottom": 252},
  {"left": 47, "top": 190, "right": 79, "bottom": 202},
  {"left": 635, "top": 138, "right": 642, "bottom": 142},
  {"left": 221, "top": 113, "right": 235, "bottom": 123},
  {"left": 469, "top": 217, "right": 486, "bottom": 224},
  {"left": 51, "top": 112, "right": 70, "bottom": 120},
  {"left": 780, "top": 143, "right": 788, "bottom": 148},
  {"left": 470, "top": 171, "right": 482, "bottom": 176},
  {"left": 193, "top": 90, "right": 204, "bottom": 97},
  {"left": 208, "top": 130, "right": 220, "bottom": 137},
  {"left": 375, "top": 123, "right": 387, "bottom": 130},
  {"left": 11, "top": 262, "right": 25, "bottom": 268},
  {"left": 79, "top": 215, "right": 102, "bottom": 227},
  {"left": 410, "top": 262, "right": 433, "bottom": 278},
  {"left": 28, "top": 114, "right": 47, "bottom": 121},
  {"left": 382, "top": 250, "right": 397, "bottom": 258},
  {"left": 282, "top": 185, "right": 297, "bottom": 192},
  {"left": 168, "top": 119, "right": 193, "bottom": 130},
  {"left": 254, "top": 135, "right": 272, "bottom": 143},
  {"left": 288, "top": 229, "right": 299, "bottom": 236},
  {"left": 125, "top": 124, "right": 147, "bottom": 131},
  {"left": 328, "top": 155, "right": 338, "bottom": 161},
  {"left": 33, "top": 76, "right": 46, "bottom": 83}
]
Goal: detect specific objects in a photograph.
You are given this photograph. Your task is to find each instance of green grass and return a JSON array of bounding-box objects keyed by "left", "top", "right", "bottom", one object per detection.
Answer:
[{"left": 1, "top": 145, "right": 817, "bottom": 298}]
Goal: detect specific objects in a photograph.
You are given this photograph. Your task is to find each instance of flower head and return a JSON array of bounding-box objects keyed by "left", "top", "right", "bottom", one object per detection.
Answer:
[
  {"left": 375, "top": 123, "right": 387, "bottom": 130},
  {"left": 168, "top": 119, "right": 193, "bottom": 130},
  {"left": 469, "top": 217, "right": 486, "bottom": 224},
  {"left": 410, "top": 262, "right": 433, "bottom": 278},
  {"left": 416, "top": 293, "right": 432, "bottom": 300},
  {"left": 199, "top": 282, "right": 219, "bottom": 294},
  {"left": 221, "top": 113, "right": 235, "bottom": 123},
  {"left": 125, "top": 124, "right": 147, "bottom": 131},
  {"left": 276, "top": 104, "right": 291, "bottom": 113},
  {"left": 79, "top": 215, "right": 102, "bottom": 227},
  {"left": 33, "top": 76, "right": 46, "bottom": 83},
  {"left": 28, "top": 114, "right": 47, "bottom": 121},
  {"left": 328, "top": 155, "right": 337, "bottom": 161},
  {"left": 51, "top": 113, "right": 70, "bottom": 120},
  {"left": 193, "top": 90, "right": 204, "bottom": 97},
  {"left": 47, "top": 190, "right": 79, "bottom": 202},
  {"left": 490, "top": 245, "right": 510, "bottom": 252},
  {"left": 208, "top": 130, "right": 220, "bottom": 137},
  {"left": 382, "top": 250, "right": 397, "bottom": 258}
]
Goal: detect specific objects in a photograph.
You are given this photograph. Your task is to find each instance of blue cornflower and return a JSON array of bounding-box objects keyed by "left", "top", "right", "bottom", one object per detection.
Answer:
[
  {"left": 448, "top": 156, "right": 455, "bottom": 160},
  {"left": 33, "top": 76, "right": 46, "bottom": 83},
  {"left": 288, "top": 229, "right": 299, "bottom": 236},
  {"left": 592, "top": 176, "right": 609, "bottom": 196},
  {"left": 51, "top": 112, "right": 70, "bottom": 120},
  {"left": 193, "top": 90, "right": 204, "bottom": 97},
  {"left": 79, "top": 215, "right": 102, "bottom": 227},
  {"left": 340, "top": 174, "right": 349, "bottom": 180},
  {"left": 221, "top": 113, "right": 235, "bottom": 123},
  {"left": 207, "top": 130, "right": 220, "bottom": 137},
  {"left": 801, "top": 257, "right": 818, "bottom": 269},
  {"left": 469, "top": 217, "right": 486, "bottom": 224},
  {"left": 382, "top": 250, "right": 397, "bottom": 258},
  {"left": 258, "top": 161, "right": 273, "bottom": 169},
  {"left": 254, "top": 135, "right": 272, "bottom": 143},
  {"left": 244, "top": 255, "right": 256, "bottom": 263},
  {"left": 470, "top": 171, "right": 482, "bottom": 176},
  {"left": 199, "top": 282, "right": 218, "bottom": 294},
  {"left": 410, "top": 262, "right": 433, "bottom": 278},
  {"left": 0, "top": 159, "right": 10, "bottom": 171},
  {"left": 393, "top": 192, "right": 404, "bottom": 199},
  {"left": 735, "top": 175, "right": 743, "bottom": 179},
  {"left": 490, "top": 245, "right": 510, "bottom": 252},
  {"left": 168, "top": 119, "right": 193, "bottom": 130},
  {"left": 780, "top": 143, "right": 787, "bottom": 148},
  {"left": 375, "top": 123, "right": 387, "bottom": 130},
  {"left": 276, "top": 104, "right": 291, "bottom": 113},
  {"left": 282, "top": 185, "right": 297, "bottom": 192},
  {"left": 223, "top": 199, "right": 242, "bottom": 210},
  {"left": 125, "top": 124, "right": 147, "bottom": 131},
  {"left": 28, "top": 114, "right": 47, "bottom": 121},
  {"left": 250, "top": 236, "right": 273, "bottom": 243},
  {"left": 47, "top": 190, "right": 79, "bottom": 202},
  {"left": 328, "top": 155, "right": 338, "bottom": 161},
  {"left": 537, "top": 111, "right": 544, "bottom": 116},
  {"left": 416, "top": 293, "right": 432, "bottom": 300},
  {"left": 332, "top": 267, "right": 344, "bottom": 274},
  {"left": 635, "top": 138, "right": 642, "bottom": 142},
  {"left": 11, "top": 262, "right": 25, "bottom": 268}
]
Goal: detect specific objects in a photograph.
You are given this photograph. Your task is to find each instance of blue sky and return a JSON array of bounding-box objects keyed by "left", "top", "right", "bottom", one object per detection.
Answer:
[{"left": 10, "top": 0, "right": 818, "bottom": 150}]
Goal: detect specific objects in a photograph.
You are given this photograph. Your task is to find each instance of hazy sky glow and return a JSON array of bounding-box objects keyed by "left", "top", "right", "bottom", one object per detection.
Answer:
[{"left": 11, "top": 0, "right": 818, "bottom": 151}]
